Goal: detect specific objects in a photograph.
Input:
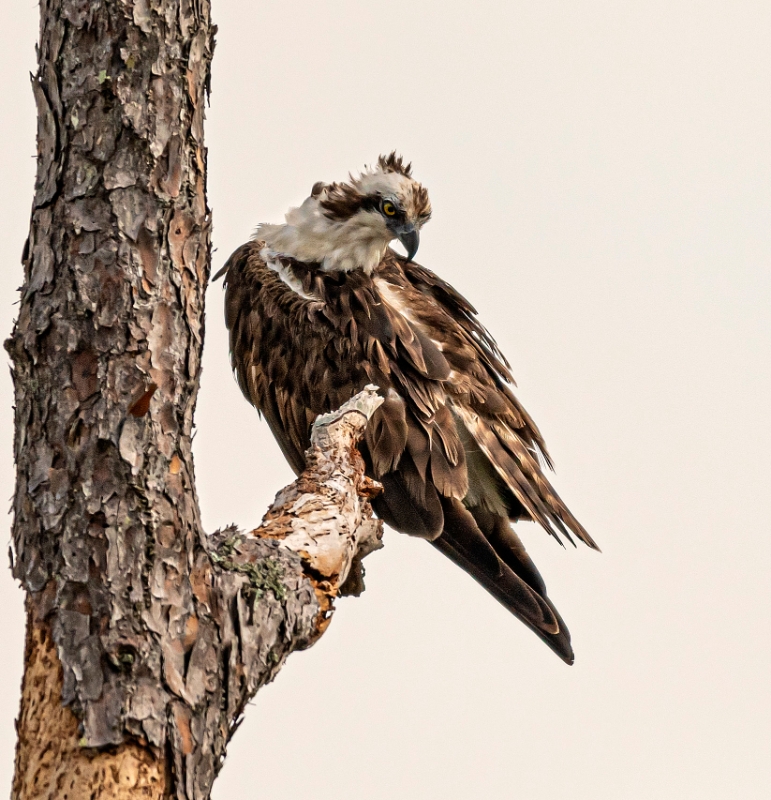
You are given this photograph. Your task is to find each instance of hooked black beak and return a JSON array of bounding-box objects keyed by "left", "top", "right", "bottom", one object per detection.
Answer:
[{"left": 398, "top": 227, "right": 420, "bottom": 262}]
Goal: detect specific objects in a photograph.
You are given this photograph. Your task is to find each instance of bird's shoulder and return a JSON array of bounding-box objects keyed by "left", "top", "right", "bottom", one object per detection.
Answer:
[
  {"left": 374, "top": 254, "right": 545, "bottom": 441},
  {"left": 219, "top": 240, "right": 324, "bottom": 313}
]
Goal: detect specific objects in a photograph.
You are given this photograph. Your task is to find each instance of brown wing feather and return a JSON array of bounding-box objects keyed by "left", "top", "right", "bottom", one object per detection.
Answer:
[
  {"left": 365, "top": 389, "right": 408, "bottom": 474},
  {"left": 390, "top": 254, "right": 598, "bottom": 550},
  {"left": 220, "top": 243, "right": 319, "bottom": 474}
]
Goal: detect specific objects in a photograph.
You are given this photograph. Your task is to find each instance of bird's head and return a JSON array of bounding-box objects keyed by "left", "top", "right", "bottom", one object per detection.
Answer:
[
  {"left": 256, "top": 154, "right": 431, "bottom": 273},
  {"left": 314, "top": 152, "right": 432, "bottom": 265}
]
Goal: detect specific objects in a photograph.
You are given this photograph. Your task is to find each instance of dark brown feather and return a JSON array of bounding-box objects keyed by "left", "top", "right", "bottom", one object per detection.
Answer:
[
  {"left": 377, "top": 151, "right": 413, "bottom": 177},
  {"left": 373, "top": 472, "right": 444, "bottom": 540},
  {"left": 365, "top": 390, "right": 408, "bottom": 475},
  {"left": 319, "top": 182, "right": 366, "bottom": 220}
]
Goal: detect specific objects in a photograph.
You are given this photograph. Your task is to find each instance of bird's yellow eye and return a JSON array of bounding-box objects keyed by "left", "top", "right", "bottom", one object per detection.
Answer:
[{"left": 382, "top": 201, "right": 396, "bottom": 216}]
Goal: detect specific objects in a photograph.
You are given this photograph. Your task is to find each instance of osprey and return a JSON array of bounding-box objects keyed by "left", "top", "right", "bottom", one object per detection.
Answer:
[{"left": 217, "top": 154, "right": 598, "bottom": 663}]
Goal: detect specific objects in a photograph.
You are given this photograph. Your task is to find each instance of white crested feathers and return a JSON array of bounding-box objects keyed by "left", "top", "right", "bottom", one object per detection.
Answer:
[{"left": 255, "top": 194, "right": 391, "bottom": 274}]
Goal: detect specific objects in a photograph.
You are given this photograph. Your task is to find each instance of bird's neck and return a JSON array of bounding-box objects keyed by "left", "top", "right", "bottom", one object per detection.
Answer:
[{"left": 254, "top": 196, "right": 389, "bottom": 274}]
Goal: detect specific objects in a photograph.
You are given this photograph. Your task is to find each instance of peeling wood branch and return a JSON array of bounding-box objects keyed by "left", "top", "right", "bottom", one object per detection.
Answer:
[
  {"left": 159, "top": 388, "right": 385, "bottom": 796},
  {"left": 206, "top": 386, "right": 385, "bottom": 716},
  {"left": 256, "top": 387, "right": 385, "bottom": 617}
]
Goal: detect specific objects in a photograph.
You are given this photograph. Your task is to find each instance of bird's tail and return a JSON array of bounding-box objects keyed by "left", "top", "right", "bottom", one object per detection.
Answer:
[{"left": 431, "top": 497, "right": 574, "bottom": 664}]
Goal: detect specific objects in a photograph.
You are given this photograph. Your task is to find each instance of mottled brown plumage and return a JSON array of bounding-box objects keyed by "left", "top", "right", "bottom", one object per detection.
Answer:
[{"left": 219, "top": 228, "right": 597, "bottom": 663}]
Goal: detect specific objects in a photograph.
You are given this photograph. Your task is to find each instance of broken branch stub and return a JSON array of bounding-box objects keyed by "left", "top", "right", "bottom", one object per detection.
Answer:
[
  {"left": 250, "top": 385, "right": 385, "bottom": 634},
  {"left": 197, "top": 386, "right": 386, "bottom": 775}
]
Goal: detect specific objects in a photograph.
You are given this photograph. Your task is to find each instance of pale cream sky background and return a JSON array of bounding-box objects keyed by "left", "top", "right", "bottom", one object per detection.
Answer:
[{"left": 1, "top": 2, "right": 770, "bottom": 798}]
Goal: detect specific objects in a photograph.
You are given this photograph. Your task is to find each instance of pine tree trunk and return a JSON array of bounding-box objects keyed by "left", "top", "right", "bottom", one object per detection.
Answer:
[{"left": 7, "top": 2, "right": 381, "bottom": 797}]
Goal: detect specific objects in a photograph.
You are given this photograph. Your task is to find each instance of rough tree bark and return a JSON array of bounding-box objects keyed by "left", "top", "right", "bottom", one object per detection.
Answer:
[{"left": 7, "top": 1, "right": 382, "bottom": 798}]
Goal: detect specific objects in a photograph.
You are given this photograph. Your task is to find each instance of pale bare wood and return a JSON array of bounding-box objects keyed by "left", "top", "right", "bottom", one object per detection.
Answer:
[{"left": 14, "top": 608, "right": 167, "bottom": 800}]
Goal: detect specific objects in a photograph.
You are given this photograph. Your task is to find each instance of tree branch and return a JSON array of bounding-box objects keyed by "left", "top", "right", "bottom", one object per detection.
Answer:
[{"left": 160, "top": 387, "right": 384, "bottom": 797}]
